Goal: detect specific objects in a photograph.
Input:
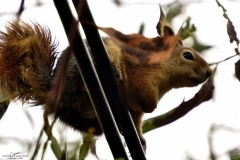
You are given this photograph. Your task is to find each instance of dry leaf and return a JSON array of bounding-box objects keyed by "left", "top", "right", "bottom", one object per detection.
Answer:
[
  {"left": 235, "top": 59, "right": 240, "bottom": 81},
  {"left": 227, "top": 18, "right": 239, "bottom": 45},
  {"left": 90, "top": 140, "right": 99, "bottom": 160},
  {"left": 99, "top": 27, "right": 180, "bottom": 63}
]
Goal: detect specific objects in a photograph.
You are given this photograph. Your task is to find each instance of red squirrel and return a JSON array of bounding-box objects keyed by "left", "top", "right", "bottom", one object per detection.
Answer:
[{"left": 0, "top": 14, "right": 212, "bottom": 150}]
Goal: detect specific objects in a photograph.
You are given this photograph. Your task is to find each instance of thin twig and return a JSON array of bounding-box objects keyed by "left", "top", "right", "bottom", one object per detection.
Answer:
[
  {"left": 30, "top": 126, "right": 44, "bottom": 160},
  {"left": 208, "top": 54, "right": 238, "bottom": 66},
  {"left": 208, "top": 126, "right": 217, "bottom": 160},
  {"left": 111, "top": 0, "right": 206, "bottom": 7},
  {"left": 41, "top": 117, "right": 57, "bottom": 160},
  {"left": 16, "top": 0, "right": 25, "bottom": 16},
  {"left": 0, "top": 2, "right": 45, "bottom": 17}
]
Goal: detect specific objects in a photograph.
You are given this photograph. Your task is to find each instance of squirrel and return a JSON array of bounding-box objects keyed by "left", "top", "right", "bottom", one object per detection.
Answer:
[{"left": 0, "top": 16, "right": 212, "bottom": 151}]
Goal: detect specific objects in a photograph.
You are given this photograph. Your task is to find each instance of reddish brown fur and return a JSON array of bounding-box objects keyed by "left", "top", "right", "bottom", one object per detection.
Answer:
[
  {"left": 0, "top": 18, "right": 212, "bottom": 152},
  {"left": 0, "top": 20, "right": 58, "bottom": 104}
]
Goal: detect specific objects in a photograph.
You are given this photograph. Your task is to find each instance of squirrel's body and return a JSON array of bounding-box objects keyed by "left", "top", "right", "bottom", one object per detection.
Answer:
[{"left": 0, "top": 19, "right": 212, "bottom": 149}]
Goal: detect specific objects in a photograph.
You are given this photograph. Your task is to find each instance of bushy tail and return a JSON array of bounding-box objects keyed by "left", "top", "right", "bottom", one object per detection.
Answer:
[{"left": 0, "top": 19, "right": 58, "bottom": 105}]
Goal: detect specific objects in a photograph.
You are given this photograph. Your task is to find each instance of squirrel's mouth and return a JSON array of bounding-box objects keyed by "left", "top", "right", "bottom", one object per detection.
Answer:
[{"left": 190, "top": 77, "right": 207, "bottom": 84}]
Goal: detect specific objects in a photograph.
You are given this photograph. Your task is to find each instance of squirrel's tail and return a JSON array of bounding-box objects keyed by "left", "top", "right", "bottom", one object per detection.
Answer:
[{"left": 0, "top": 19, "right": 58, "bottom": 105}]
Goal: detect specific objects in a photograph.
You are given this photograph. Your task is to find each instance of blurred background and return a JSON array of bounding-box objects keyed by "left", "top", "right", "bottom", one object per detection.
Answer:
[{"left": 0, "top": 0, "right": 240, "bottom": 160}]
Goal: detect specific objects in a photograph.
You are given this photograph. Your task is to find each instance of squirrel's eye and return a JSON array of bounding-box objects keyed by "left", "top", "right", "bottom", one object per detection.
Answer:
[{"left": 183, "top": 52, "right": 194, "bottom": 60}]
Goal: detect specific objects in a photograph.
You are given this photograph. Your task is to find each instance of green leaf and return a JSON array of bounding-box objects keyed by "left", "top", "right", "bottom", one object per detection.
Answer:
[
  {"left": 229, "top": 148, "right": 240, "bottom": 160},
  {"left": 50, "top": 137, "right": 64, "bottom": 160},
  {"left": 181, "top": 19, "right": 196, "bottom": 40},
  {"left": 216, "top": 0, "right": 227, "bottom": 13},
  {"left": 235, "top": 48, "right": 240, "bottom": 55},
  {"left": 166, "top": 2, "right": 183, "bottom": 22},
  {"left": 191, "top": 35, "right": 212, "bottom": 53},
  {"left": 79, "top": 134, "right": 96, "bottom": 160},
  {"left": 138, "top": 22, "right": 145, "bottom": 35}
]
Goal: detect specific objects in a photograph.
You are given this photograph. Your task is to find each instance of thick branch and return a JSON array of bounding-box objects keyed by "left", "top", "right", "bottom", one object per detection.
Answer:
[{"left": 143, "top": 74, "right": 214, "bottom": 134}]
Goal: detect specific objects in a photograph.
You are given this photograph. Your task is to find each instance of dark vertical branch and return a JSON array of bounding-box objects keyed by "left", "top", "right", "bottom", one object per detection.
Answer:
[
  {"left": 53, "top": 0, "right": 128, "bottom": 159},
  {"left": 17, "top": 0, "right": 25, "bottom": 16},
  {"left": 0, "top": 100, "right": 9, "bottom": 119},
  {"left": 73, "top": 0, "right": 146, "bottom": 159}
]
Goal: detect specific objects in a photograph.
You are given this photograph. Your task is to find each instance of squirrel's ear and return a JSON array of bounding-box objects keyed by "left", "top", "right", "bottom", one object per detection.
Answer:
[
  {"left": 156, "top": 6, "right": 174, "bottom": 37},
  {"left": 156, "top": 6, "right": 184, "bottom": 46},
  {"left": 177, "top": 38, "right": 183, "bottom": 46}
]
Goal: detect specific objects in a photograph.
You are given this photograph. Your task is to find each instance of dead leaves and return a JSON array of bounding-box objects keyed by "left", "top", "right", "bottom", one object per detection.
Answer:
[
  {"left": 217, "top": 0, "right": 240, "bottom": 46},
  {"left": 215, "top": 0, "right": 240, "bottom": 81},
  {"left": 96, "top": 6, "right": 192, "bottom": 64},
  {"left": 99, "top": 27, "right": 180, "bottom": 63},
  {"left": 216, "top": 0, "right": 239, "bottom": 51},
  {"left": 235, "top": 60, "right": 240, "bottom": 81},
  {"left": 81, "top": 5, "right": 189, "bottom": 64},
  {"left": 227, "top": 19, "right": 239, "bottom": 45}
]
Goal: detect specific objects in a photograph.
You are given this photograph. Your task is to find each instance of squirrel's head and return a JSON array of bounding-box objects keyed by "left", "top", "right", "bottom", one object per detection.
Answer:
[
  {"left": 156, "top": 7, "right": 212, "bottom": 88},
  {"left": 167, "top": 46, "right": 212, "bottom": 88}
]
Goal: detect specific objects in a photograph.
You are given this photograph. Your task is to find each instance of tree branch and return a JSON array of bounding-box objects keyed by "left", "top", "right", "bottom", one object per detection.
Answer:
[{"left": 143, "top": 67, "right": 215, "bottom": 134}]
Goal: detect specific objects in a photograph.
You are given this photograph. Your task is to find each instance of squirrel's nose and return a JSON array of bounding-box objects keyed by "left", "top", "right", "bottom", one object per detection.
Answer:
[{"left": 206, "top": 70, "right": 212, "bottom": 78}]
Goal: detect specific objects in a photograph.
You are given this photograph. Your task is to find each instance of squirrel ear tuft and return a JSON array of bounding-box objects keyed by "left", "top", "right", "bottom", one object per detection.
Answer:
[
  {"left": 177, "top": 38, "right": 183, "bottom": 46},
  {"left": 156, "top": 5, "right": 175, "bottom": 37},
  {"left": 156, "top": 5, "right": 184, "bottom": 46},
  {"left": 163, "top": 26, "right": 175, "bottom": 36}
]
